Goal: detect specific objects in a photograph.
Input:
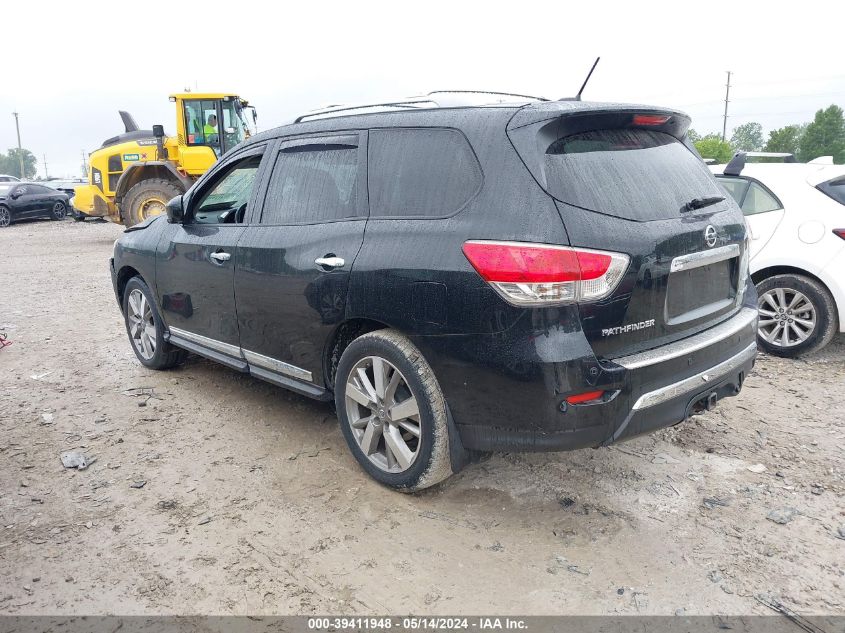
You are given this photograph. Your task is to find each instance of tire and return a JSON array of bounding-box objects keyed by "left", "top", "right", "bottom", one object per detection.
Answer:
[
  {"left": 756, "top": 274, "right": 838, "bottom": 358},
  {"left": 123, "top": 277, "right": 187, "bottom": 369},
  {"left": 51, "top": 200, "right": 67, "bottom": 220},
  {"left": 0, "top": 206, "right": 10, "bottom": 228},
  {"left": 335, "top": 329, "right": 453, "bottom": 492},
  {"left": 122, "top": 179, "right": 183, "bottom": 227}
]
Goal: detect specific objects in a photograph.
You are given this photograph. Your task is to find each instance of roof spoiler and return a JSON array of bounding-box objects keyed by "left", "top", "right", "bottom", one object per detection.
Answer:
[{"left": 724, "top": 151, "right": 796, "bottom": 176}]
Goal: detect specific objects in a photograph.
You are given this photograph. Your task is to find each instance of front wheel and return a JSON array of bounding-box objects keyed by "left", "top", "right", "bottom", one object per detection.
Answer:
[
  {"left": 123, "top": 277, "right": 186, "bottom": 369},
  {"left": 335, "top": 329, "right": 453, "bottom": 492},
  {"left": 0, "top": 206, "right": 10, "bottom": 228},
  {"left": 756, "top": 274, "right": 838, "bottom": 357}
]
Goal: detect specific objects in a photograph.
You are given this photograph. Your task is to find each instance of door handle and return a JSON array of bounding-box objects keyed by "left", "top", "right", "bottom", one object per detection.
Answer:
[
  {"left": 315, "top": 256, "right": 345, "bottom": 270},
  {"left": 210, "top": 251, "right": 231, "bottom": 262}
]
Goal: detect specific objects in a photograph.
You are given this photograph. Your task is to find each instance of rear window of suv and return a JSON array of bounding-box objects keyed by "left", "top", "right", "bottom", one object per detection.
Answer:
[{"left": 544, "top": 129, "right": 725, "bottom": 222}]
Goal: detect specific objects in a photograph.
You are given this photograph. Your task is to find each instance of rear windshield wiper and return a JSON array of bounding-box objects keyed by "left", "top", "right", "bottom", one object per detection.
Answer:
[{"left": 682, "top": 196, "right": 725, "bottom": 212}]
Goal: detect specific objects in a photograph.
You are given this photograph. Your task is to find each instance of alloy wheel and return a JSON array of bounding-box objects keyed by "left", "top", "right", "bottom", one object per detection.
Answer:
[
  {"left": 344, "top": 356, "right": 421, "bottom": 473},
  {"left": 0, "top": 208, "right": 9, "bottom": 227},
  {"left": 53, "top": 202, "right": 66, "bottom": 219},
  {"left": 127, "top": 289, "right": 157, "bottom": 359},
  {"left": 758, "top": 288, "right": 816, "bottom": 347}
]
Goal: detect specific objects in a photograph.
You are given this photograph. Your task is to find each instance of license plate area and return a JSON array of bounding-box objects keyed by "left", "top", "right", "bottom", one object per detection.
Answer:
[{"left": 666, "top": 246, "right": 739, "bottom": 325}]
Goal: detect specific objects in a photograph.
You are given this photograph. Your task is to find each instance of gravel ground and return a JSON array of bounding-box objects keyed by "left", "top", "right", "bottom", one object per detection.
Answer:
[{"left": 1, "top": 219, "right": 843, "bottom": 616}]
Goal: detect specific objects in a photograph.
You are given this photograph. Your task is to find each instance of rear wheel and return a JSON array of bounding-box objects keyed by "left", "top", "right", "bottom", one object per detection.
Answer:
[
  {"left": 51, "top": 201, "right": 67, "bottom": 220},
  {"left": 756, "top": 274, "right": 838, "bottom": 357},
  {"left": 335, "top": 329, "right": 452, "bottom": 492},
  {"left": 123, "top": 179, "right": 183, "bottom": 227},
  {"left": 123, "top": 277, "right": 186, "bottom": 369}
]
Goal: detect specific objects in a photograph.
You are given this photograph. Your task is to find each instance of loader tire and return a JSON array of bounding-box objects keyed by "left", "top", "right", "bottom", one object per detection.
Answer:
[{"left": 123, "top": 179, "right": 183, "bottom": 227}]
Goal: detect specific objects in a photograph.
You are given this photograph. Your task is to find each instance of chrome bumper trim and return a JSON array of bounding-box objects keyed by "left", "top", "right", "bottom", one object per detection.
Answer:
[
  {"left": 632, "top": 342, "right": 756, "bottom": 410},
  {"left": 670, "top": 243, "right": 740, "bottom": 273},
  {"left": 612, "top": 307, "right": 758, "bottom": 370},
  {"left": 169, "top": 327, "right": 244, "bottom": 358},
  {"left": 243, "top": 349, "right": 313, "bottom": 382}
]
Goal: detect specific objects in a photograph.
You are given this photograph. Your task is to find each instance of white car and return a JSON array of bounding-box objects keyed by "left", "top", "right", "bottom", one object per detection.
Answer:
[{"left": 710, "top": 152, "right": 845, "bottom": 357}]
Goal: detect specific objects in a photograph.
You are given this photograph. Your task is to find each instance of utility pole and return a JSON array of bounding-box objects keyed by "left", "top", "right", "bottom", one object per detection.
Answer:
[
  {"left": 12, "top": 111, "right": 25, "bottom": 179},
  {"left": 722, "top": 71, "right": 732, "bottom": 142},
  {"left": 43, "top": 154, "right": 49, "bottom": 179},
  {"left": 81, "top": 150, "right": 88, "bottom": 177}
]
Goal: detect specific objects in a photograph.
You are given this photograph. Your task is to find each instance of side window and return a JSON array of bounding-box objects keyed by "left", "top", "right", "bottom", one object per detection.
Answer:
[
  {"left": 715, "top": 177, "right": 749, "bottom": 206},
  {"left": 15, "top": 186, "right": 28, "bottom": 196},
  {"left": 261, "top": 142, "right": 359, "bottom": 224},
  {"left": 368, "top": 128, "right": 481, "bottom": 218},
  {"left": 191, "top": 154, "right": 262, "bottom": 224},
  {"left": 742, "top": 182, "right": 782, "bottom": 215}
]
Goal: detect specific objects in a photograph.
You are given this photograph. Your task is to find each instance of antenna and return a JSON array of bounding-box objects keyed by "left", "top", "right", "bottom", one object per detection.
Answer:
[{"left": 572, "top": 57, "right": 601, "bottom": 101}]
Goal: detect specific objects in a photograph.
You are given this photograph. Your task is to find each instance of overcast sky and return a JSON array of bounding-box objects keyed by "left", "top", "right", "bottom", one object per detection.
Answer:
[{"left": 2, "top": 0, "right": 844, "bottom": 177}]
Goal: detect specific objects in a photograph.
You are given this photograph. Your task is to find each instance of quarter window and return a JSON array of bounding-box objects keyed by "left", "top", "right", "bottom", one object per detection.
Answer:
[
  {"left": 261, "top": 143, "right": 359, "bottom": 224},
  {"left": 192, "top": 154, "right": 263, "bottom": 224},
  {"left": 368, "top": 128, "right": 481, "bottom": 218},
  {"left": 741, "top": 182, "right": 782, "bottom": 215}
]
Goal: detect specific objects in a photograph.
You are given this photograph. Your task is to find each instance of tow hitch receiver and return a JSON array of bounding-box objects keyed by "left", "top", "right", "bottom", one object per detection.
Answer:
[{"left": 690, "top": 391, "right": 719, "bottom": 416}]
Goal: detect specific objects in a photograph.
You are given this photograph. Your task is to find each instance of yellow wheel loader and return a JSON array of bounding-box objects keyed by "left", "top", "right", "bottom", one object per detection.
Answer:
[{"left": 74, "top": 93, "right": 256, "bottom": 226}]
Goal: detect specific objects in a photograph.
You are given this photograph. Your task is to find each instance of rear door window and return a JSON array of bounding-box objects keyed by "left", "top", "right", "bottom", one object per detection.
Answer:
[
  {"left": 741, "top": 182, "right": 782, "bottom": 215},
  {"left": 368, "top": 128, "right": 481, "bottom": 218},
  {"left": 261, "top": 138, "right": 360, "bottom": 225},
  {"left": 715, "top": 176, "right": 749, "bottom": 205},
  {"left": 544, "top": 129, "right": 725, "bottom": 221}
]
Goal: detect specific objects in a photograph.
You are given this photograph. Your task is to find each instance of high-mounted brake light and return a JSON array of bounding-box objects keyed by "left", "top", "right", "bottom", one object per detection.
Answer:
[
  {"left": 834, "top": 229, "right": 845, "bottom": 241},
  {"left": 632, "top": 114, "right": 671, "bottom": 126},
  {"left": 462, "top": 241, "right": 629, "bottom": 306}
]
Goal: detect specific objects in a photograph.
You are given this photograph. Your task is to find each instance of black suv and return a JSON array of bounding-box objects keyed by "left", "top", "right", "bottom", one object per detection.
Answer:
[{"left": 110, "top": 92, "right": 758, "bottom": 491}]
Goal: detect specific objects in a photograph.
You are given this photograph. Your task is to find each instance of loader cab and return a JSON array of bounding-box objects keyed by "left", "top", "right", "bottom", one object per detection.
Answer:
[{"left": 172, "top": 93, "right": 256, "bottom": 159}]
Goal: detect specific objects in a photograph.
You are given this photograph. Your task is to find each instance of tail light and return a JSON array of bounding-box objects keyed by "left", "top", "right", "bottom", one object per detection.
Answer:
[
  {"left": 834, "top": 229, "right": 845, "bottom": 240},
  {"left": 462, "top": 240, "right": 629, "bottom": 306}
]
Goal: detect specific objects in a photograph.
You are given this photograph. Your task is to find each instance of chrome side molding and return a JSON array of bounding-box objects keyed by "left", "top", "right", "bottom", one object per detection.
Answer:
[
  {"left": 243, "top": 349, "right": 313, "bottom": 382},
  {"left": 167, "top": 327, "right": 313, "bottom": 383},
  {"left": 612, "top": 306, "right": 758, "bottom": 370},
  {"left": 169, "top": 327, "right": 244, "bottom": 358},
  {"left": 670, "top": 243, "right": 740, "bottom": 273}
]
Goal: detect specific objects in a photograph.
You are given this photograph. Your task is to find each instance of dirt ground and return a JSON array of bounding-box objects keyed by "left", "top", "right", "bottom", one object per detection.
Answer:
[{"left": 1, "top": 219, "right": 843, "bottom": 616}]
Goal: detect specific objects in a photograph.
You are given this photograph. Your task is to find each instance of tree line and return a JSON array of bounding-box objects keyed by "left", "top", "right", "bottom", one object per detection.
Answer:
[
  {"left": 689, "top": 104, "right": 845, "bottom": 164},
  {"left": 0, "top": 148, "right": 37, "bottom": 179}
]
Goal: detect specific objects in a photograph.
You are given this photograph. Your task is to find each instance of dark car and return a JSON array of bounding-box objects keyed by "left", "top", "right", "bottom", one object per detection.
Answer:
[
  {"left": 110, "top": 93, "right": 758, "bottom": 491},
  {"left": 0, "top": 182, "right": 70, "bottom": 227}
]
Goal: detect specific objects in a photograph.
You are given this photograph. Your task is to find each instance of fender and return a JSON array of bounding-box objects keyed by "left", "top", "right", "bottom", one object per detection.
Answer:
[{"left": 113, "top": 162, "right": 193, "bottom": 205}]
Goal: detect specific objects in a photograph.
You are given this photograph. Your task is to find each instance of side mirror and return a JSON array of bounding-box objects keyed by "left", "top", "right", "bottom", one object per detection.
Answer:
[
  {"left": 10, "top": 190, "right": 22, "bottom": 200},
  {"left": 165, "top": 195, "right": 185, "bottom": 224}
]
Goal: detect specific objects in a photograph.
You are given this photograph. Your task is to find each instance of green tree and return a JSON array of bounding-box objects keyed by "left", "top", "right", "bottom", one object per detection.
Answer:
[
  {"left": 694, "top": 134, "right": 734, "bottom": 163},
  {"left": 730, "top": 122, "right": 764, "bottom": 152},
  {"left": 798, "top": 105, "right": 845, "bottom": 164},
  {"left": 0, "top": 148, "right": 38, "bottom": 179},
  {"left": 687, "top": 128, "right": 701, "bottom": 143},
  {"left": 763, "top": 124, "right": 806, "bottom": 156}
]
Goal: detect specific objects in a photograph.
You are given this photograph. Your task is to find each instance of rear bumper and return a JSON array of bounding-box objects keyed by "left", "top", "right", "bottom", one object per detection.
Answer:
[{"left": 411, "top": 304, "right": 758, "bottom": 452}]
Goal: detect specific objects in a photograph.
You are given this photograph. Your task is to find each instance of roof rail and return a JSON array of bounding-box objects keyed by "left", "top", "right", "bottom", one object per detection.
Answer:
[
  {"left": 425, "top": 90, "right": 549, "bottom": 102},
  {"left": 293, "top": 90, "right": 547, "bottom": 124},
  {"left": 294, "top": 98, "right": 438, "bottom": 123},
  {"left": 724, "top": 151, "right": 796, "bottom": 176}
]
